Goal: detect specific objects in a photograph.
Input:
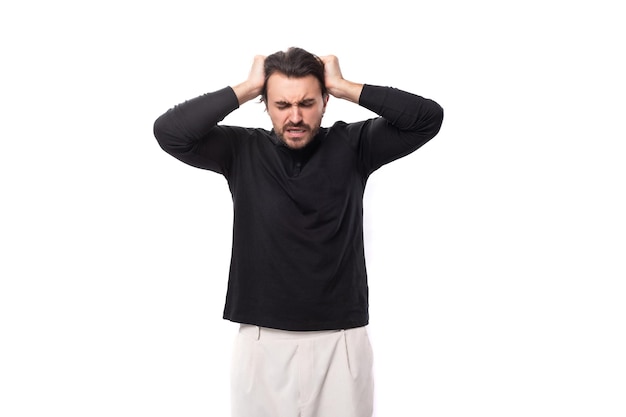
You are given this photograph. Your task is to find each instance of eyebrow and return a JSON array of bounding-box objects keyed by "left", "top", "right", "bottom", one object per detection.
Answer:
[{"left": 275, "top": 98, "right": 317, "bottom": 107}]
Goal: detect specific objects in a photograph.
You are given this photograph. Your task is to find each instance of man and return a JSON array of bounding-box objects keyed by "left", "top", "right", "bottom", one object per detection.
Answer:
[{"left": 154, "top": 47, "right": 443, "bottom": 417}]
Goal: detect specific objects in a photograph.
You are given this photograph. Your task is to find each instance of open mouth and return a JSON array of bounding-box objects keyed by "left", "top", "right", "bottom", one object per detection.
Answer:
[
  {"left": 286, "top": 128, "right": 306, "bottom": 136},
  {"left": 285, "top": 125, "right": 308, "bottom": 139}
]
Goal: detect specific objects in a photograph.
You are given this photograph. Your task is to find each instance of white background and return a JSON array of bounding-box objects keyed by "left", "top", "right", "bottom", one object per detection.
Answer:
[{"left": 1, "top": 0, "right": 625, "bottom": 416}]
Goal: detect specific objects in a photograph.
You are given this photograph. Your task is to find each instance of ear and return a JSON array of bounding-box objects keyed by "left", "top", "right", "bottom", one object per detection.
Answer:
[{"left": 323, "top": 93, "right": 330, "bottom": 109}]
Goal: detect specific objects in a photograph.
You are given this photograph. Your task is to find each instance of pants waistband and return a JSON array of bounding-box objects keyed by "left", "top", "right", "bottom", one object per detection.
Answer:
[{"left": 239, "top": 324, "right": 346, "bottom": 341}]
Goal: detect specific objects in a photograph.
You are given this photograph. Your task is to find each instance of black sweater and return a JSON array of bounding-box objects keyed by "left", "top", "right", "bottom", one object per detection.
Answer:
[{"left": 154, "top": 85, "right": 443, "bottom": 330}]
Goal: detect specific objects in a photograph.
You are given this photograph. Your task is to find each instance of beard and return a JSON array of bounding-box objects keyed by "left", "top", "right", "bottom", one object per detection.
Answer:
[{"left": 276, "top": 121, "right": 320, "bottom": 150}]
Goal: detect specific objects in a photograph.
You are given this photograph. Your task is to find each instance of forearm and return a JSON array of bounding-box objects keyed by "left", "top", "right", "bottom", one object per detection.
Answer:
[
  {"left": 232, "top": 55, "right": 265, "bottom": 105},
  {"left": 154, "top": 87, "right": 239, "bottom": 148},
  {"left": 232, "top": 80, "right": 262, "bottom": 105},
  {"left": 327, "top": 79, "right": 364, "bottom": 104},
  {"left": 354, "top": 85, "right": 444, "bottom": 174},
  {"left": 153, "top": 87, "right": 240, "bottom": 172},
  {"left": 359, "top": 84, "right": 443, "bottom": 134}
]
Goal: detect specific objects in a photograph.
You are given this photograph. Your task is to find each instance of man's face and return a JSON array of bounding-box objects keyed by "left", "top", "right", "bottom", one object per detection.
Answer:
[{"left": 266, "top": 73, "right": 328, "bottom": 150}]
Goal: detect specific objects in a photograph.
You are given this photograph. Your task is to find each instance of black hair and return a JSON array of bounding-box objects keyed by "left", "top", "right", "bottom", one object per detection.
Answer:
[{"left": 261, "top": 47, "right": 327, "bottom": 102}]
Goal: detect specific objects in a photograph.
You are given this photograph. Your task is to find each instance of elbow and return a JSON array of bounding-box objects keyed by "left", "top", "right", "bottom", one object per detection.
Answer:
[
  {"left": 431, "top": 104, "right": 444, "bottom": 138},
  {"left": 153, "top": 113, "right": 168, "bottom": 148},
  {"left": 153, "top": 112, "right": 179, "bottom": 155},
  {"left": 419, "top": 103, "right": 444, "bottom": 142}
]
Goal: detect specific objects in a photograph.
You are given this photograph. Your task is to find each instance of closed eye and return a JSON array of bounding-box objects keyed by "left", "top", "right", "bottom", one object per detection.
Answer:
[{"left": 274, "top": 99, "right": 317, "bottom": 110}]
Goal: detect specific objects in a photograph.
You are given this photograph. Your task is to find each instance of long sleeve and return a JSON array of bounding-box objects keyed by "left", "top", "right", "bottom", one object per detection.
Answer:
[
  {"left": 351, "top": 84, "right": 444, "bottom": 175},
  {"left": 152, "top": 82, "right": 444, "bottom": 331},
  {"left": 153, "top": 87, "right": 242, "bottom": 174}
]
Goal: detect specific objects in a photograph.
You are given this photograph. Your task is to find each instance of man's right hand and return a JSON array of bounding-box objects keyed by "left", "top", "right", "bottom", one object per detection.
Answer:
[{"left": 232, "top": 55, "right": 266, "bottom": 105}]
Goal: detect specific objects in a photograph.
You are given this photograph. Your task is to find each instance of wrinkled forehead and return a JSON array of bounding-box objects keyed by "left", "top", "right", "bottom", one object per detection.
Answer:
[{"left": 266, "top": 73, "right": 323, "bottom": 103}]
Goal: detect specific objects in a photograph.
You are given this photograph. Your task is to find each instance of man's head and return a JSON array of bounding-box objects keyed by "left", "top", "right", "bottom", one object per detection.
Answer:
[{"left": 262, "top": 47, "right": 329, "bottom": 150}]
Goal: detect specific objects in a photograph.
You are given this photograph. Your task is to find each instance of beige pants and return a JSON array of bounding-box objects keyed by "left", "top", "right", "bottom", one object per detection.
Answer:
[{"left": 231, "top": 324, "right": 374, "bottom": 417}]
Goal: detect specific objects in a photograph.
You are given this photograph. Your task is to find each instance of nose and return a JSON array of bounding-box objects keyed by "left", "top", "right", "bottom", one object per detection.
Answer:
[{"left": 288, "top": 106, "right": 303, "bottom": 124}]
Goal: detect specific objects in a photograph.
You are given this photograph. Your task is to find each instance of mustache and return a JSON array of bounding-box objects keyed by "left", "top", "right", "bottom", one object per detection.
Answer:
[{"left": 284, "top": 122, "right": 310, "bottom": 130}]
